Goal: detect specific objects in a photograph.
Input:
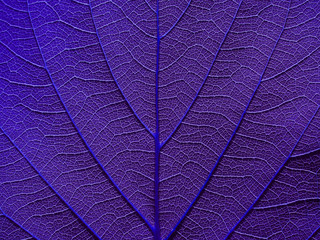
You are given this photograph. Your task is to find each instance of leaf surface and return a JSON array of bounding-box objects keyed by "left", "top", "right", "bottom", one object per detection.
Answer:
[{"left": 0, "top": 0, "right": 319, "bottom": 239}]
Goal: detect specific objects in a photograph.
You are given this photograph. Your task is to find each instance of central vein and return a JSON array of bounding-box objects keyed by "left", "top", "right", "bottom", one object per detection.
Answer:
[{"left": 154, "top": 0, "right": 161, "bottom": 239}]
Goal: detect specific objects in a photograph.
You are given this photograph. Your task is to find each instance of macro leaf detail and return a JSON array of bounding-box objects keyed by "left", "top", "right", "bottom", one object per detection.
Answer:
[{"left": 0, "top": 0, "right": 319, "bottom": 239}]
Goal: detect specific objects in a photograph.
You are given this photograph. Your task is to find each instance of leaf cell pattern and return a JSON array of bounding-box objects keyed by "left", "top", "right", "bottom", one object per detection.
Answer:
[{"left": 0, "top": 0, "right": 319, "bottom": 239}]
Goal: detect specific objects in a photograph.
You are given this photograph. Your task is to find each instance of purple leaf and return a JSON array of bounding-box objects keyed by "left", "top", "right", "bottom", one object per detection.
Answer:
[{"left": 0, "top": 0, "right": 319, "bottom": 239}]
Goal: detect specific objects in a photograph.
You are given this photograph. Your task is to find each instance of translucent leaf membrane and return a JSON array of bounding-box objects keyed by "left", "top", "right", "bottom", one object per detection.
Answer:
[{"left": 0, "top": 0, "right": 319, "bottom": 239}]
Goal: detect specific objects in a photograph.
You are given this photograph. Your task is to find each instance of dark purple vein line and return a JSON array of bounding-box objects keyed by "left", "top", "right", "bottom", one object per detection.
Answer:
[
  {"left": 224, "top": 105, "right": 320, "bottom": 239},
  {"left": 71, "top": 0, "right": 88, "bottom": 7},
  {"left": 154, "top": 0, "right": 161, "bottom": 239},
  {"left": 0, "top": 128, "right": 100, "bottom": 240},
  {"left": 0, "top": 208, "right": 38, "bottom": 240},
  {"left": 160, "top": 0, "right": 192, "bottom": 39},
  {"left": 307, "top": 225, "right": 320, "bottom": 240},
  {"left": 27, "top": 0, "right": 153, "bottom": 233},
  {"left": 0, "top": 41, "right": 44, "bottom": 69},
  {"left": 87, "top": 1, "right": 154, "bottom": 137},
  {"left": 291, "top": 148, "right": 320, "bottom": 158},
  {"left": 145, "top": 0, "right": 156, "bottom": 13},
  {"left": 160, "top": 0, "right": 243, "bottom": 148},
  {"left": 252, "top": 198, "right": 320, "bottom": 211},
  {"left": 164, "top": 2, "right": 290, "bottom": 239}
]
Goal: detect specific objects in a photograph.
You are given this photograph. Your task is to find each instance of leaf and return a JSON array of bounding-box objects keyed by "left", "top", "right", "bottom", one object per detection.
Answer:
[{"left": 0, "top": 0, "right": 319, "bottom": 239}]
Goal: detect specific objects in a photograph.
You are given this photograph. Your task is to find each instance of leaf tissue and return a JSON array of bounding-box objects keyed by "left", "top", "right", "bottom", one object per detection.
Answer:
[{"left": 0, "top": 0, "right": 319, "bottom": 239}]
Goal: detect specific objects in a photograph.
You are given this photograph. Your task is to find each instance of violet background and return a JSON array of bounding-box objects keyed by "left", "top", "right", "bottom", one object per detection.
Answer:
[{"left": 0, "top": 0, "right": 319, "bottom": 239}]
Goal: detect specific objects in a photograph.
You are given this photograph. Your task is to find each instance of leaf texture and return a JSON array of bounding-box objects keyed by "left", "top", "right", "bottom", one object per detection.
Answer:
[{"left": 0, "top": 0, "right": 319, "bottom": 239}]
